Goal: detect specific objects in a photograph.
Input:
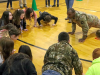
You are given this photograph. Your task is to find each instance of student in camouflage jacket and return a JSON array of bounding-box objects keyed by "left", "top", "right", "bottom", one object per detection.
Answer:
[{"left": 42, "top": 32, "right": 83, "bottom": 75}]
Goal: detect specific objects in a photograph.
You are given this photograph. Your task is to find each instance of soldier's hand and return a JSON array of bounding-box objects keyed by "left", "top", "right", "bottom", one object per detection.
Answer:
[
  {"left": 68, "top": 32, "right": 74, "bottom": 35},
  {"left": 79, "top": 38, "right": 85, "bottom": 42}
]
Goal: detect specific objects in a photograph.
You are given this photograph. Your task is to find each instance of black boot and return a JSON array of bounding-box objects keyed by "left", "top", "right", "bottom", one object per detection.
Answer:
[
  {"left": 52, "top": 5, "right": 56, "bottom": 7},
  {"left": 20, "top": 6, "right": 23, "bottom": 8},
  {"left": 57, "top": 4, "right": 59, "bottom": 7},
  {"left": 23, "top": 4, "right": 27, "bottom": 7}
]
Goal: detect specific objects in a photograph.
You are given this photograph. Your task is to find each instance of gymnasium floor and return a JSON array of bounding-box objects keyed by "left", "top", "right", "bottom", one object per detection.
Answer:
[{"left": 0, "top": 0, "right": 100, "bottom": 75}]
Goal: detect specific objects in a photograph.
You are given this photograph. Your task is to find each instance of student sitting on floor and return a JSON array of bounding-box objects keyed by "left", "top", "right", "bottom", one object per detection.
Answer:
[
  {"left": 18, "top": 45, "right": 32, "bottom": 60},
  {"left": 25, "top": 8, "right": 37, "bottom": 27},
  {"left": 86, "top": 48, "right": 100, "bottom": 75},
  {"left": 0, "top": 11, "right": 13, "bottom": 27},
  {"left": 13, "top": 9, "right": 28, "bottom": 31},
  {"left": 37, "top": 11, "right": 58, "bottom": 27},
  {"left": 0, "top": 53, "right": 37, "bottom": 75},
  {"left": 95, "top": 30, "right": 100, "bottom": 40},
  {"left": 0, "top": 37, "right": 14, "bottom": 65}
]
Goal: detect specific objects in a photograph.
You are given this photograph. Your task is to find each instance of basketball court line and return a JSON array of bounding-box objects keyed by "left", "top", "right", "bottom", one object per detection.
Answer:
[{"left": 17, "top": 39, "right": 92, "bottom": 63}]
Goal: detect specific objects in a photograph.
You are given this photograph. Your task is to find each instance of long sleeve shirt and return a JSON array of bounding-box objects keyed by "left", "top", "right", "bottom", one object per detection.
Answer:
[{"left": 37, "top": 12, "right": 58, "bottom": 25}]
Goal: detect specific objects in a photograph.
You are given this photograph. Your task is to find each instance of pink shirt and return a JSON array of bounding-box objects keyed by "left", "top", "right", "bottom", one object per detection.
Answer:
[
  {"left": 0, "top": 29, "right": 9, "bottom": 39},
  {"left": 24, "top": 9, "right": 37, "bottom": 25}
]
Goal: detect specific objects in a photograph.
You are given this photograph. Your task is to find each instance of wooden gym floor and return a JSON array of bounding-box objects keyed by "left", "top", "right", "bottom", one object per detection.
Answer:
[{"left": 0, "top": 0, "right": 100, "bottom": 74}]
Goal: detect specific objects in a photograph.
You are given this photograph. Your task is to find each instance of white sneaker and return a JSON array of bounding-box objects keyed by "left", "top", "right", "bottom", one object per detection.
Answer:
[
  {"left": 46, "top": 5, "right": 49, "bottom": 7},
  {"left": 11, "top": 7, "right": 13, "bottom": 10},
  {"left": 6, "top": 8, "right": 9, "bottom": 10}
]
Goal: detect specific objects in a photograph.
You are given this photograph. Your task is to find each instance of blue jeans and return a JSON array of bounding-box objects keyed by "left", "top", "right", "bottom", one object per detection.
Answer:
[
  {"left": 65, "top": 0, "right": 74, "bottom": 10},
  {"left": 7, "top": 0, "right": 12, "bottom": 8},
  {"left": 54, "top": 0, "right": 59, "bottom": 5},
  {"left": 42, "top": 70, "right": 61, "bottom": 75}
]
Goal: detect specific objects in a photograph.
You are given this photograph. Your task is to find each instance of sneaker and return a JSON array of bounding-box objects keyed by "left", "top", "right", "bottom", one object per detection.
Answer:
[
  {"left": 68, "top": 19, "right": 72, "bottom": 23},
  {"left": 23, "top": 4, "right": 27, "bottom": 7},
  {"left": 39, "top": 11, "right": 42, "bottom": 16},
  {"left": 65, "top": 17, "right": 69, "bottom": 20},
  {"left": 20, "top": 6, "right": 23, "bottom": 8},
  {"left": 11, "top": 7, "right": 13, "bottom": 10},
  {"left": 52, "top": 5, "right": 56, "bottom": 7},
  {"left": 48, "top": 5, "right": 52, "bottom": 7},
  {"left": 6, "top": 8, "right": 9, "bottom": 10},
  {"left": 46, "top": 5, "right": 49, "bottom": 7},
  {"left": 57, "top": 4, "right": 59, "bottom": 7}
]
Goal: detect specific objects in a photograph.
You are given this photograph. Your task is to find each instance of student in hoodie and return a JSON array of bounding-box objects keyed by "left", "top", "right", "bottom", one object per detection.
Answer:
[
  {"left": 85, "top": 48, "right": 100, "bottom": 75},
  {"left": 0, "top": 11, "right": 13, "bottom": 27},
  {"left": 18, "top": 45, "right": 32, "bottom": 61},
  {"left": 37, "top": 11, "right": 58, "bottom": 27},
  {"left": 0, "top": 53, "right": 37, "bottom": 75},
  {"left": 13, "top": 9, "right": 28, "bottom": 31}
]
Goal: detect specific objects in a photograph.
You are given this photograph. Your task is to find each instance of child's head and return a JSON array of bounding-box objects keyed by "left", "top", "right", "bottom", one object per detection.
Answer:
[
  {"left": 9, "top": 28, "right": 21, "bottom": 41},
  {"left": 18, "top": 45, "right": 32, "bottom": 60},
  {"left": 44, "top": 15, "right": 51, "bottom": 23},
  {"left": 92, "top": 48, "right": 100, "bottom": 60},
  {"left": 96, "top": 30, "right": 100, "bottom": 40},
  {"left": 1, "top": 11, "right": 13, "bottom": 23},
  {"left": 25, "top": 8, "right": 34, "bottom": 20},
  {"left": 0, "top": 37, "right": 14, "bottom": 60},
  {"left": 0, "top": 23, "right": 20, "bottom": 41},
  {"left": 58, "top": 32, "right": 69, "bottom": 42},
  {"left": 13, "top": 9, "right": 25, "bottom": 25},
  {"left": 0, "top": 23, "right": 16, "bottom": 30}
]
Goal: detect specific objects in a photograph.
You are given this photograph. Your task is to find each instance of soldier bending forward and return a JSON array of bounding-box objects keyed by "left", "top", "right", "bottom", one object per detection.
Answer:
[{"left": 67, "top": 8, "right": 100, "bottom": 42}]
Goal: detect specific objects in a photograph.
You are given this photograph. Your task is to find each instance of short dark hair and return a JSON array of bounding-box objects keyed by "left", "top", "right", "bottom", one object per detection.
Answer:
[
  {"left": 67, "top": 8, "right": 75, "bottom": 13},
  {"left": 96, "top": 30, "right": 100, "bottom": 38},
  {"left": 58, "top": 32, "right": 69, "bottom": 42},
  {"left": 9, "top": 28, "right": 21, "bottom": 36},
  {"left": 44, "top": 15, "right": 51, "bottom": 23},
  {"left": 18, "top": 45, "right": 32, "bottom": 61},
  {"left": 93, "top": 48, "right": 100, "bottom": 60}
]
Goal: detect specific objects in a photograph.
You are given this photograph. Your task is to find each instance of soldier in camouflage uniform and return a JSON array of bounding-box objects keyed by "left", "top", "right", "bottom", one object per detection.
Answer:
[
  {"left": 42, "top": 32, "right": 83, "bottom": 75},
  {"left": 67, "top": 8, "right": 100, "bottom": 42}
]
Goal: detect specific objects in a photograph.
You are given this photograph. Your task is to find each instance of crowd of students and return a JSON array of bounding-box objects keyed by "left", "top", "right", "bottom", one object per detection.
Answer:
[
  {"left": 0, "top": 3, "right": 100, "bottom": 75},
  {"left": 0, "top": 30, "right": 100, "bottom": 75}
]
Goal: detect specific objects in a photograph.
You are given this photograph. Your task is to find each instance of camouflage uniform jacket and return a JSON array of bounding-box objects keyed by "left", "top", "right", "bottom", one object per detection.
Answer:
[
  {"left": 71, "top": 11, "right": 100, "bottom": 38},
  {"left": 42, "top": 41, "right": 83, "bottom": 75}
]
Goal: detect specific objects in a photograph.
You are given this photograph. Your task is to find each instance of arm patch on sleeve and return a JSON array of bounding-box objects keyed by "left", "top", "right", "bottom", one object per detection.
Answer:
[{"left": 81, "top": 21, "right": 84, "bottom": 24}]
